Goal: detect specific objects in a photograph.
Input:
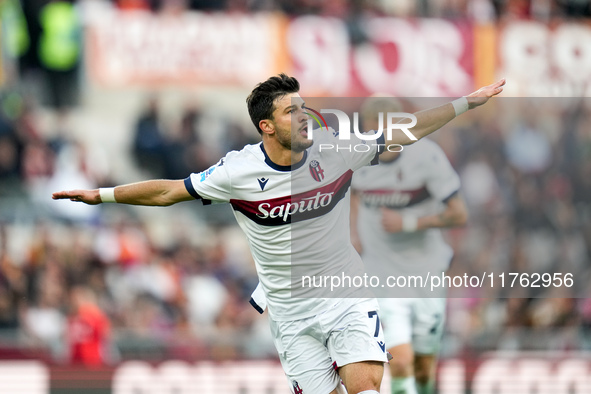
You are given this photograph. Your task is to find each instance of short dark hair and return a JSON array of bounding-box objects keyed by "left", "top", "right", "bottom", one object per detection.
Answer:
[{"left": 246, "top": 74, "right": 300, "bottom": 135}]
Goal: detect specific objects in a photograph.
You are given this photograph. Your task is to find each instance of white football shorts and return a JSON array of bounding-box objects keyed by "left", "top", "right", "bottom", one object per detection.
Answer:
[
  {"left": 378, "top": 297, "right": 446, "bottom": 355},
  {"left": 269, "top": 298, "right": 389, "bottom": 394}
]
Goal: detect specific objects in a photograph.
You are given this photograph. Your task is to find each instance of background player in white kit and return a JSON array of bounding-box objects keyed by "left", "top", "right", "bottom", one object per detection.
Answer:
[
  {"left": 53, "top": 75, "right": 504, "bottom": 394},
  {"left": 351, "top": 97, "right": 468, "bottom": 394}
]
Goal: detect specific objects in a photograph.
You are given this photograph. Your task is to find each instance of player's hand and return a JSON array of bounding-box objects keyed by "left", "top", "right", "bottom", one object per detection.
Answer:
[
  {"left": 381, "top": 208, "right": 403, "bottom": 233},
  {"left": 52, "top": 189, "right": 101, "bottom": 205},
  {"left": 466, "top": 78, "right": 506, "bottom": 109}
]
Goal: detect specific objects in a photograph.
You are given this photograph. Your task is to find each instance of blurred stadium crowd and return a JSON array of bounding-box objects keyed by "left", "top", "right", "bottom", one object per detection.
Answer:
[
  {"left": 0, "top": 0, "right": 590, "bottom": 369},
  {"left": 0, "top": 90, "right": 268, "bottom": 364},
  {"left": 429, "top": 99, "right": 591, "bottom": 357},
  {"left": 110, "top": 0, "right": 591, "bottom": 20}
]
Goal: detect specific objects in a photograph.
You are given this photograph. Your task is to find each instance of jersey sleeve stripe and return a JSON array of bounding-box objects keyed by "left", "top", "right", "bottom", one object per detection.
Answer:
[
  {"left": 183, "top": 176, "right": 201, "bottom": 199},
  {"left": 183, "top": 176, "right": 212, "bottom": 205},
  {"left": 441, "top": 189, "right": 460, "bottom": 204},
  {"left": 249, "top": 297, "right": 265, "bottom": 314}
]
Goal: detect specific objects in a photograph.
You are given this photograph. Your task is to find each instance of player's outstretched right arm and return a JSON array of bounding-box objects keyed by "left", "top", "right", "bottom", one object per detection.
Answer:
[
  {"left": 383, "top": 78, "right": 506, "bottom": 149},
  {"left": 52, "top": 179, "right": 194, "bottom": 206}
]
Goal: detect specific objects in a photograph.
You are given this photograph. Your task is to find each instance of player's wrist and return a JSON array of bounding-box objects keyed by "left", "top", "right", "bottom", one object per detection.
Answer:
[
  {"left": 451, "top": 97, "right": 469, "bottom": 117},
  {"left": 99, "top": 187, "right": 117, "bottom": 203},
  {"left": 401, "top": 214, "right": 418, "bottom": 232}
]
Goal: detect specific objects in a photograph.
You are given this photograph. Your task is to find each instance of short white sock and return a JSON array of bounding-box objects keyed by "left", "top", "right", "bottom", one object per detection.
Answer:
[{"left": 391, "top": 376, "right": 417, "bottom": 394}]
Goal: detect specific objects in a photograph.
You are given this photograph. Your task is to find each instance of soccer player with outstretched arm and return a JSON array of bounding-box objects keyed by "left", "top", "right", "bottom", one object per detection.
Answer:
[{"left": 53, "top": 74, "right": 504, "bottom": 394}]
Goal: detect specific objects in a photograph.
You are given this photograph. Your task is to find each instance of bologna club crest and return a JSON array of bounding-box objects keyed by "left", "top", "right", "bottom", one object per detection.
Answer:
[
  {"left": 309, "top": 160, "right": 325, "bottom": 182},
  {"left": 293, "top": 381, "right": 304, "bottom": 394}
]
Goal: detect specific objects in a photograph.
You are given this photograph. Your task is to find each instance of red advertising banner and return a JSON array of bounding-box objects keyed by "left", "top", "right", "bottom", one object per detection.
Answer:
[
  {"left": 288, "top": 17, "right": 475, "bottom": 97},
  {"left": 86, "top": 11, "right": 476, "bottom": 96},
  {"left": 495, "top": 20, "right": 591, "bottom": 96},
  {"left": 85, "top": 9, "right": 591, "bottom": 97},
  {"left": 86, "top": 9, "right": 286, "bottom": 87}
]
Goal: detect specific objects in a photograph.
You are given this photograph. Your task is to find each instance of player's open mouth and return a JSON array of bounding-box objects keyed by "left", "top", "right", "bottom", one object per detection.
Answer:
[{"left": 298, "top": 125, "right": 308, "bottom": 137}]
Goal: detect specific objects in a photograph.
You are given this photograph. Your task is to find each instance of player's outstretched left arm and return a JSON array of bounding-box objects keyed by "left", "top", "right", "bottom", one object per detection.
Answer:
[
  {"left": 381, "top": 194, "right": 468, "bottom": 233},
  {"left": 385, "top": 79, "right": 506, "bottom": 148},
  {"left": 52, "top": 179, "right": 194, "bottom": 206}
]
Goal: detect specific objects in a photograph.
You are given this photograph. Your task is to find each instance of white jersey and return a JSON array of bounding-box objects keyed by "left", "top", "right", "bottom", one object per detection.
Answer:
[
  {"left": 352, "top": 139, "right": 460, "bottom": 277},
  {"left": 185, "top": 129, "right": 383, "bottom": 321}
]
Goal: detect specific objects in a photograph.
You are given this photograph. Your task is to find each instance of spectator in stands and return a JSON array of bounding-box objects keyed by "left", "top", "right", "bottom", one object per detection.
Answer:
[
  {"left": 66, "top": 285, "right": 113, "bottom": 367},
  {"left": 163, "top": 103, "right": 208, "bottom": 178},
  {"left": 132, "top": 97, "right": 167, "bottom": 178}
]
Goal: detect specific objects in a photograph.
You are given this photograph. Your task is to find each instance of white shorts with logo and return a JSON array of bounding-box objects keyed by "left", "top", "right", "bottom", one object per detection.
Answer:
[
  {"left": 378, "top": 297, "right": 446, "bottom": 355},
  {"left": 270, "top": 298, "right": 389, "bottom": 394}
]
